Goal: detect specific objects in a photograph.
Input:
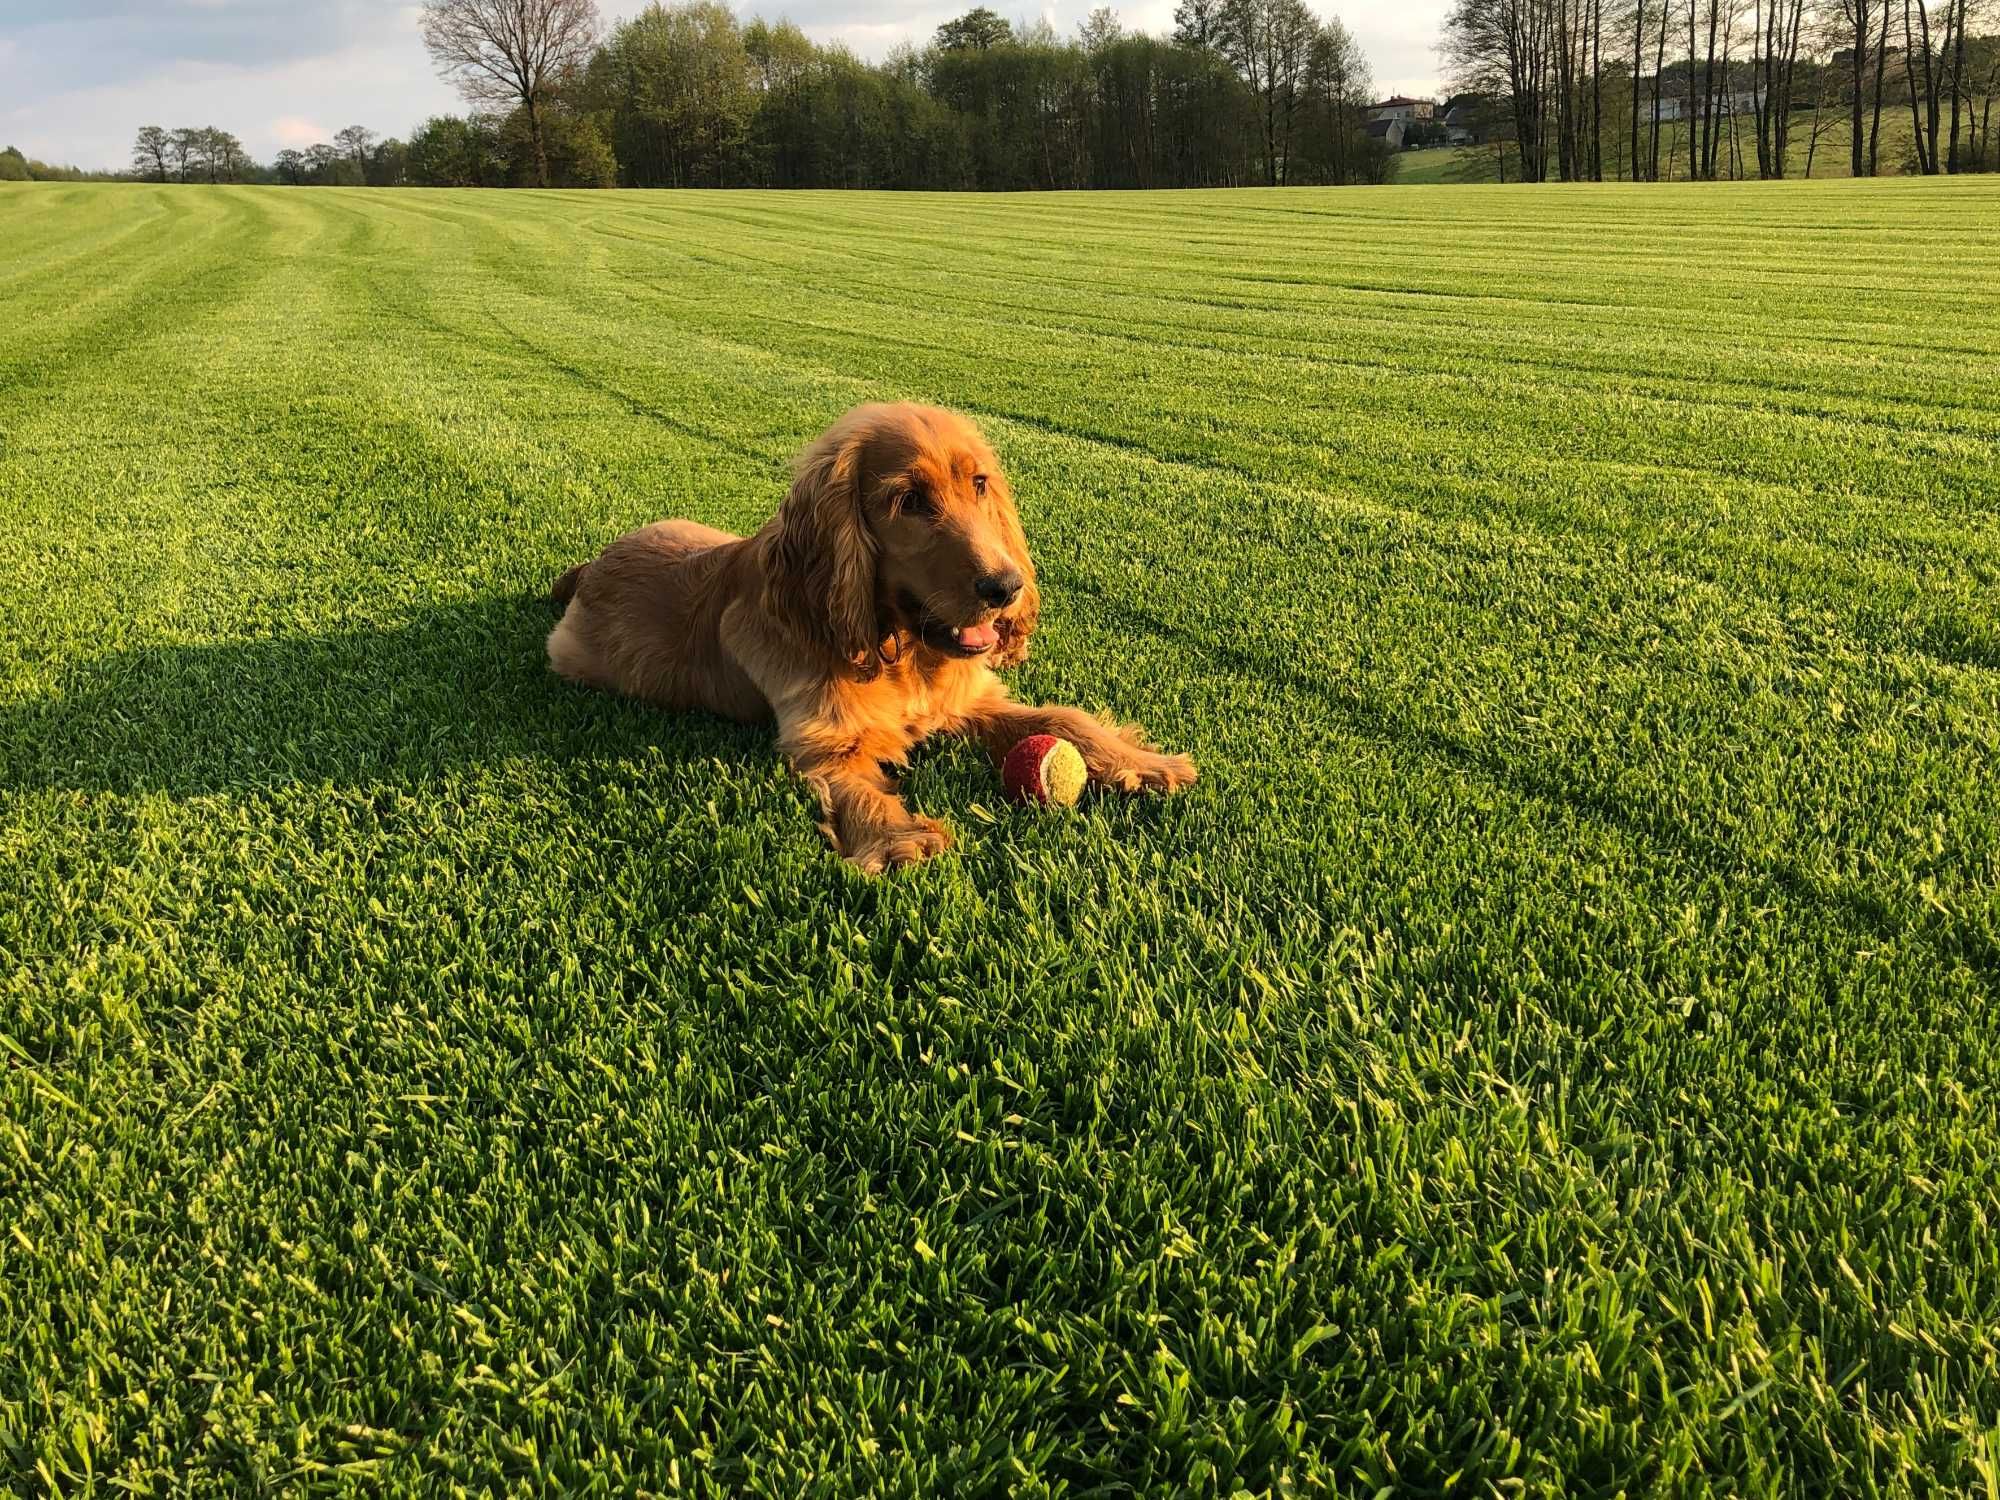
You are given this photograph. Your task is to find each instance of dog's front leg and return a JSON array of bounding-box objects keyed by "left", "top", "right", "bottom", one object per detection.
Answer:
[
  {"left": 720, "top": 604, "right": 951, "bottom": 874},
  {"left": 782, "top": 722, "right": 951, "bottom": 874},
  {"left": 963, "top": 693, "right": 1197, "bottom": 795}
]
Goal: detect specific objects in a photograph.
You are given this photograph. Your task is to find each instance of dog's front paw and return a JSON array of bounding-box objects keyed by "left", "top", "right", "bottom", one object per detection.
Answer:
[
  {"left": 845, "top": 814, "right": 952, "bottom": 875},
  {"left": 1099, "top": 751, "right": 1197, "bottom": 795},
  {"left": 1143, "top": 752, "right": 1198, "bottom": 793}
]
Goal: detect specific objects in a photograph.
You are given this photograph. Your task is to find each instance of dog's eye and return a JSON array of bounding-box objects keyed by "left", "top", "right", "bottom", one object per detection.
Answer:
[
  {"left": 972, "top": 474, "right": 989, "bottom": 498},
  {"left": 900, "top": 486, "right": 935, "bottom": 518}
]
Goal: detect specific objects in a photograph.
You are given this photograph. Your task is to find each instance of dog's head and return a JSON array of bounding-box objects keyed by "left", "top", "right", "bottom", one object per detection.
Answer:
[{"left": 769, "top": 402, "right": 1039, "bottom": 674}]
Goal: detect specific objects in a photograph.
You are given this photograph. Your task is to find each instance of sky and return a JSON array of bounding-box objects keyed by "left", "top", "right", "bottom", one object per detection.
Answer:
[{"left": 0, "top": 0, "right": 1449, "bottom": 172}]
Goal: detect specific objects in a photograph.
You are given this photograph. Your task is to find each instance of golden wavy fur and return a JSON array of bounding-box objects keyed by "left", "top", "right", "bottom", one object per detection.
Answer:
[{"left": 547, "top": 402, "right": 1195, "bottom": 872}]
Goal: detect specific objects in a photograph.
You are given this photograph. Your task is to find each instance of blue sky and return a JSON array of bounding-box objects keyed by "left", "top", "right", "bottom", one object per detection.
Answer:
[{"left": 2, "top": 0, "right": 1448, "bottom": 171}]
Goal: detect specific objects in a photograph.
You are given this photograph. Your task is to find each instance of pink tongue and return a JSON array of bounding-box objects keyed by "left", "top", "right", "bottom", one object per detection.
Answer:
[{"left": 956, "top": 623, "right": 1000, "bottom": 650}]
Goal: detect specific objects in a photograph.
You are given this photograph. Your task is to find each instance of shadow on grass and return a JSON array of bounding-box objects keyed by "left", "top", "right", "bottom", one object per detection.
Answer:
[{"left": 0, "top": 595, "right": 770, "bottom": 797}]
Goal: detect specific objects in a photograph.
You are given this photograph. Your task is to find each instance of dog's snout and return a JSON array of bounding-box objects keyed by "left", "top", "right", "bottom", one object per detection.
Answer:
[{"left": 976, "top": 569, "right": 1024, "bottom": 609}]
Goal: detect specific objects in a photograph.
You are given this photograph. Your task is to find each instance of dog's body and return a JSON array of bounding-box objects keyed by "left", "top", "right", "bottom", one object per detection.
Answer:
[
  {"left": 549, "top": 520, "right": 769, "bottom": 724},
  {"left": 548, "top": 403, "right": 1193, "bottom": 871}
]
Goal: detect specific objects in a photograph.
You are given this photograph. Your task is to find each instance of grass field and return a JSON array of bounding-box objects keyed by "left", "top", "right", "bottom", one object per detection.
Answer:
[{"left": 3, "top": 177, "right": 2000, "bottom": 1493}]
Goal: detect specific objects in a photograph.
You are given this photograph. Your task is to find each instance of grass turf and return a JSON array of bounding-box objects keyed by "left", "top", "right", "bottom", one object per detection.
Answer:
[{"left": 3, "top": 178, "right": 1999, "bottom": 1494}]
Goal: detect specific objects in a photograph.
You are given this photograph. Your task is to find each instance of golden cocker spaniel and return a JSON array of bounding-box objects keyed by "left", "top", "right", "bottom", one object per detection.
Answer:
[{"left": 547, "top": 402, "right": 1195, "bottom": 872}]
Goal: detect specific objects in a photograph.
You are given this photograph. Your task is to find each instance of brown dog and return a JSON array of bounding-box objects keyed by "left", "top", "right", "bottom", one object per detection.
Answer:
[{"left": 547, "top": 402, "right": 1195, "bottom": 872}]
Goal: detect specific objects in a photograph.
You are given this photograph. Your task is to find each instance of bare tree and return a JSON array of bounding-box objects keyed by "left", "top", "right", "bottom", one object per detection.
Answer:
[
  {"left": 1867, "top": 0, "right": 1890, "bottom": 169},
  {"left": 1629, "top": 0, "right": 1647, "bottom": 176},
  {"left": 1651, "top": 0, "right": 1671, "bottom": 174},
  {"left": 1751, "top": 0, "right": 1807, "bottom": 176},
  {"left": 1904, "top": 0, "right": 1931, "bottom": 169},
  {"left": 1969, "top": 29, "right": 1999, "bottom": 168},
  {"left": 1222, "top": 0, "right": 1321, "bottom": 184},
  {"left": 1945, "top": 0, "right": 1967, "bottom": 167},
  {"left": 1906, "top": 0, "right": 1972, "bottom": 171},
  {"left": 419, "top": 0, "right": 600, "bottom": 187},
  {"left": 1444, "top": 0, "right": 1558, "bottom": 179},
  {"left": 1303, "top": 15, "right": 1372, "bottom": 181},
  {"left": 131, "top": 126, "right": 171, "bottom": 182},
  {"left": 1548, "top": 0, "right": 1604, "bottom": 177},
  {"left": 1838, "top": 0, "right": 1871, "bottom": 173}
]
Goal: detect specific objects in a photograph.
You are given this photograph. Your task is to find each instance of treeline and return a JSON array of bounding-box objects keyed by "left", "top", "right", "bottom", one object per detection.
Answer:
[
  {"left": 574, "top": 2, "right": 1385, "bottom": 190},
  {"left": 126, "top": 0, "right": 1390, "bottom": 192},
  {"left": 1, "top": 146, "right": 122, "bottom": 183},
  {"left": 127, "top": 127, "right": 254, "bottom": 184},
  {"left": 1443, "top": 0, "right": 1998, "bottom": 181}
]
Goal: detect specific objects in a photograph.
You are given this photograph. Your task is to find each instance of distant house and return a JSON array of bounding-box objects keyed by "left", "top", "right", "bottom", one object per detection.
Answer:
[
  {"left": 1639, "top": 85, "right": 1766, "bottom": 122},
  {"left": 1440, "top": 94, "right": 1490, "bottom": 145},
  {"left": 1366, "top": 96, "right": 1434, "bottom": 124},
  {"left": 1365, "top": 118, "right": 1408, "bottom": 150}
]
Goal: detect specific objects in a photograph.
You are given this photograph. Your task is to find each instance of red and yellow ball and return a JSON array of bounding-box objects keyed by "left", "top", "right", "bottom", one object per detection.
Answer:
[{"left": 1001, "top": 734, "right": 1087, "bottom": 807}]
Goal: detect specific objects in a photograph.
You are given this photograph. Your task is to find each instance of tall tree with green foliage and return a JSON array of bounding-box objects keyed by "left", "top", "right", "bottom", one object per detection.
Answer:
[
  {"left": 935, "top": 7, "right": 1013, "bottom": 50},
  {"left": 407, "top": 113, "right": 512, "bottom": 185},
  {"left": 586, "top": 3, "right": 755, "bottom": 187},
  {"left": 420, "top": 0, "right": 601, "bottom": 187}
]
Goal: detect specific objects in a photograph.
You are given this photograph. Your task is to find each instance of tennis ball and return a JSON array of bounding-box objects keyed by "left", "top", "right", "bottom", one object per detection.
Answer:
[{"left": 1002, "top": 734, "right": 1087, "bottom": 807}]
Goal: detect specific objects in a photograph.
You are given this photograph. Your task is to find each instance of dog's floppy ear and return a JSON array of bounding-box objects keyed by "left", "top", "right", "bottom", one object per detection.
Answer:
[
  {"left": 990, "top": 472, "right": 1038, "bottom": 668},
  {"left": 769, "top": 424, "right": 880, "bottom": 673}
]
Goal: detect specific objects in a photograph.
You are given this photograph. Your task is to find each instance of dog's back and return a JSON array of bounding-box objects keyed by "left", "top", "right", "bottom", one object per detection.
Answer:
[{"left": 546, "top": 520, "right": 767, "bottom": 721}]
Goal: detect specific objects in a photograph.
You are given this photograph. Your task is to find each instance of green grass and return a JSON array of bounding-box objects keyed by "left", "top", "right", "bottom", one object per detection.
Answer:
[{"left": 3, "top": 177, "right": 2000, "bottom": 1494}]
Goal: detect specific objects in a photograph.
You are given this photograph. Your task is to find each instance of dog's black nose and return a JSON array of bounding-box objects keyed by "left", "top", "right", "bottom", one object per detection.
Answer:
[{"left": 976, "top": 569, "right": 1024, "bottom": 608}]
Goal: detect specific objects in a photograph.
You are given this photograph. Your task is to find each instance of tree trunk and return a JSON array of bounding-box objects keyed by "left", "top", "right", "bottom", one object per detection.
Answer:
[
  {"left": 1903, "top": 0, "right": 1929, "bottom": 170},
  {"left": 1700, "top": 0, "right": 1720, "bottom": 177},
  {"left": 1687, "top": 0, "right": 1699, "bottom": 178},
  {"left": 1709, "top": 2, "right": 1731, "bottom": 177},
  {"left": 1632, "top": 0, "right": 1647, "bottom": 178},
  {"left": 1946, "top": 0, "right": 1964, "bottom": 170},
  {"left": 1753, "top": 0, "right": 1770, "bottom": 175},
  {"left": 1868, "top": 0, "right": 1890, "bottom": 173},
  {"left": 1591, "top": 0, "right": 1603, "bottom": 179},
  {"left": 1775, "top": 0, "right": 1803, "bottom": 173},
  {"left": 526, "top": 93, "right": 552, "bottom": 187},
  {"left": 1850, "top": 0, "right": 1867, "bottom": 176},
  {"left": 1653, "top": 0, "right": 1671, "bottom": 178},
  {"left": 1728, "top": 74, "right": 1745, "bottom": 175},
  {"left": 1918, "top": 0, "right": 1939, "bottom": 172}
]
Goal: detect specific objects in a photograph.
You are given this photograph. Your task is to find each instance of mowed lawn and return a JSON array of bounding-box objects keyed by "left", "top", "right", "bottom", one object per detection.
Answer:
[{"left": 3, "top": 178, "right": 1999, "bottom": 1494}]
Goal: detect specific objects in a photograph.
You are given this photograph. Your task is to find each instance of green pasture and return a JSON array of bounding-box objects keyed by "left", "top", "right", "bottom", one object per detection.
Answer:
[{"left": 2, "top": 178, "right": 1998, "bottom": 1493}]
